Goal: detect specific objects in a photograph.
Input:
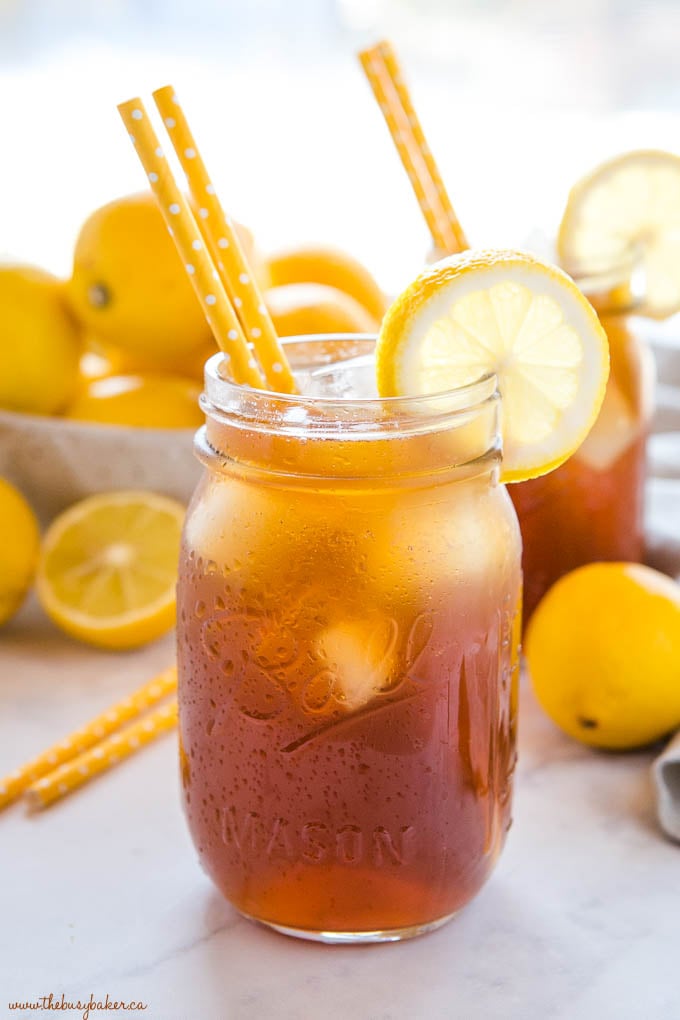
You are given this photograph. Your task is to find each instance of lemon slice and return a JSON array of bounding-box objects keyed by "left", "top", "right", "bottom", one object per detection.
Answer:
[
  {"left": 37, "top": 491, "right": 185, "bottom": 649},
  {"left": 557, "top": 149, "right": 680, "bottom": 319},
  {"left": 375, "top": 249, "right": 609, "bottom": 483}
]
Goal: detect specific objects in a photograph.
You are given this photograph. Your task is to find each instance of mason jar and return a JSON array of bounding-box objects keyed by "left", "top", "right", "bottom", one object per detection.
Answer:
[{"left": 177, "top": 335, "right": 522, "bottom": 943}]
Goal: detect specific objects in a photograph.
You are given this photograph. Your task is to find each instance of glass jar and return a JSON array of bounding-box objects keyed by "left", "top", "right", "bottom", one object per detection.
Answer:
[
  {"left": 509, "top": 254, "right": 655, "bottom": 621},
  {"left": 177, "top": 336, "right": 522, "bottom": 943}
]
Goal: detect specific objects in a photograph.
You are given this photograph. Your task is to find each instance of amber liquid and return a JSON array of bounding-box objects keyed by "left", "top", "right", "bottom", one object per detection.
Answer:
[
  {"left": 510, "top": 312, "right": 649, "bottom": 621},
  {"left": 510, "top": 435, "right": 645, "bottom": 620},
  {"left": 177, "top": 460, "right": 521, "bottom": 935}
]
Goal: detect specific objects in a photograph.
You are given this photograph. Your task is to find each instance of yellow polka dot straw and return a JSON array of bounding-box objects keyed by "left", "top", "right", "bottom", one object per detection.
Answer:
[
  {"left": 358, "top": 42, "right": 468, "bottom": 256},
  {"left": 118, "top": 97, "right": 264, "bottom": 389},
  {"left": 358, "top": 46, "right": 451, "bottom": 254},
  {"left": 0, "top": 666, "right": 177, "bottom": 811},
  {"left": 26, "top": 700, "right": 179, "bottom": 811},
  {"left": 153, "top": 85, "right": 298, "bottom": 395},
  {"left": 375, "top": 40, "right": 469, "bottom": 253}
]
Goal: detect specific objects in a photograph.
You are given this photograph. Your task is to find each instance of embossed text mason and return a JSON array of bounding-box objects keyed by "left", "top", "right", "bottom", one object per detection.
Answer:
[{"left": 177, "top": 336, "right": 522, "bottom": 942}]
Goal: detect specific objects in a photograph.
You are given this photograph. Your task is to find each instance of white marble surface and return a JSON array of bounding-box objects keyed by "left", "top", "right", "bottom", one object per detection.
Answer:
[{"left": 1, "top": 598, "right": 679, "bottom": 1020}]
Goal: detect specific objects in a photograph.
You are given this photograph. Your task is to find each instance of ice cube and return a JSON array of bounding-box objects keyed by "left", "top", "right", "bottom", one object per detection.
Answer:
[
  {"left": 364, "top": 478, "right": 521, "bottom": 607},
  {"left": 302, "top": 354, "right": 379, "bottom": 400},
  {"left": 315, "top": 617, "right": 397, "bottom": 712},
  {"left": 575, "top": 383, "right": 640, "bottom": 471},
  {"left": 184, "top": 473, "right": 273, "bottom": 567}
]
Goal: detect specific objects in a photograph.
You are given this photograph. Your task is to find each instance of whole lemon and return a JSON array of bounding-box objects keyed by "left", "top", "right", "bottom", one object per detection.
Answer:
[
  {"left": 525, "top": 562, "right": 680, "bottom": 749},
  {"left": 264, "top": 282, "right": 379, "bottom": 337},
  {"left": 67, "top": 193, "right": 213, "bottom": 361},
  {"left": 66, "top": 373, "right": 203, "bottom": 428},
  {"left": 0, "top": 265, "right": 81, "bottom": 414},
  {"left": 265, "top": 245, "right": 388, "bottom": 321},
  {"left": 81, "top": 332, "right": 216, "bottom": 384},
  {"left": 0, "top": 478, "right": 40, "bottom": 624}
]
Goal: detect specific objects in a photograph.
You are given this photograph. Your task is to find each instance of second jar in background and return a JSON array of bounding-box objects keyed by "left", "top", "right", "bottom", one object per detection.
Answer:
[{"left": 510, "top": 254, "right": 655, "bottom": 621}]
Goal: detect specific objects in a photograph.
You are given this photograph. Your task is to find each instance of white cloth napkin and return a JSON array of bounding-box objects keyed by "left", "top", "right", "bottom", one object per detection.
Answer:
[
  {"left": 642, "top": 318, "right": 680, "bottom": 842},
  {"left": 653, "top": 731, "right": 680, "bottom": 842}
]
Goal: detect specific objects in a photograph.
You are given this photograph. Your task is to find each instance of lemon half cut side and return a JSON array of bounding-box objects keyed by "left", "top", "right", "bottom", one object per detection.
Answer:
[
  {"left": 375, "top": 249, "right": 610, "bottom": 484},
  {"left": 37, "top": 490, "right": 185, "bottom": 649}
]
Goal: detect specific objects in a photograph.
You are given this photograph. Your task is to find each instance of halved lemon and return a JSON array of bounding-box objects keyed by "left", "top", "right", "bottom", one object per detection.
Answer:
[
  {"left": 37, "top": 491, "right": 185, "bottom": 649},
  {"left": 557, "top": 149, "right": 680, "bottom": 319},
  {"left": 375, "top": 249, "right": 610, "bottom": 483}
]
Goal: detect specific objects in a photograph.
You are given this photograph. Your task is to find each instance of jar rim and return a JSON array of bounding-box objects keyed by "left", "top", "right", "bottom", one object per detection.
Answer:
[
  {"left": 199, "top": 335, "right": 501, "bottom": 480},
  {"left": 202, "top": 334, "right": 499, "bottom": 432}
]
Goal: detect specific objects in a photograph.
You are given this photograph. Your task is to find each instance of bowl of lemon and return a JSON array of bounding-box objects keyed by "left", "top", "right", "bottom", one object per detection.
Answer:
[{"left": 0, "top": 193, "right": 388, "bottom": 521}]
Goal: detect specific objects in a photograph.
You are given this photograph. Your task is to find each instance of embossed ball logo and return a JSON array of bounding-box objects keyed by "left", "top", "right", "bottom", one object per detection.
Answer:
[{"left": 199, "top": 596, "right": 435, "bottom": 742}]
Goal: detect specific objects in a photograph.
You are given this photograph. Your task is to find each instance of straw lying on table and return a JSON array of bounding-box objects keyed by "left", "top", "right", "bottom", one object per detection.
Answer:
[
  {"left": 26, "top": 699, "right": 178, "bottom": 811},
  {"left": 0, "top": 667, "right": 178, "bottom": 812},
  {"left": 358, "top": 40, "right": 468, "bottom": 255}
]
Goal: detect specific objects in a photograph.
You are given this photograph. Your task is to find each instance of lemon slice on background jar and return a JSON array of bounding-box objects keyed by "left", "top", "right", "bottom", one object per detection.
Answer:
[
  {"left": 375, "top": 249, "right": 610, "bottom": 483},
  {"left": 557, "top": 149, "right": 680, "bottom": 319},
  {"left": 37, "top": 490, "right": 184, "bottom": 649}
]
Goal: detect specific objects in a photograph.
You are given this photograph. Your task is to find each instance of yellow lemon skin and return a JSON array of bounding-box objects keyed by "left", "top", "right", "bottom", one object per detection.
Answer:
[
  {"left": 80, "top": 334, "right": 216, "bottom": 385},
  {"left": 66, "top": 374, "right": 203, "bottom": 429},
  {"left": 525, "top": 562, "right": 680, "bottom": 750},
  {"left": 78, "top": 347, "right": 115, "bottom": 386},
  {"left": 265, "top": 245, "right": 389, "bottom": 321},
  {"left": 0, "top": 478, "right": 40, "bottom": 625},
  {"left": 264, "top": 282, "right": 380, "bottom": 337},
  {"left": 0, "top": 265, "right": 81, "bottom": 414},
  {"left": 66, "top": 192, "right": 213, "bottom": 360}
]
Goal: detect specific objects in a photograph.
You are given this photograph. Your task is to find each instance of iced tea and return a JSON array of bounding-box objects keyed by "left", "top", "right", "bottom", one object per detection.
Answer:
[{"left": 177, "top": 338, "right": 522, "bottom": 941}]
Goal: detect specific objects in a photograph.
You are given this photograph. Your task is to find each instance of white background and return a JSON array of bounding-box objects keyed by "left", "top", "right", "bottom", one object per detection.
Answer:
[{"left": 3, "top": 0, "right": 680, "bottom": 292}]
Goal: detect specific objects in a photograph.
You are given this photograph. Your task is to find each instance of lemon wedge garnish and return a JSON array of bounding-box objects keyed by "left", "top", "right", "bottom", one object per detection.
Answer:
[
  {"left": 557, "top": 149, "right": 680, "bottom": 319},
  {"left": 37, "top": 490, "right": 184, "bottom": 649},
  {"left": 375, "top": 249, "right": 609, "bottom": 483}
]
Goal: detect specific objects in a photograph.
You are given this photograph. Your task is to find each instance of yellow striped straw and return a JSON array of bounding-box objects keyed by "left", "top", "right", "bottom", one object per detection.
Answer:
[
  {"left": 26, "top": 700, "right": 179, "bottom": 811},
  {"left": 118, "top": 97, "right": 264, "bottom": 388},
  {"left": 0, "top": 666, "right": 177, "bottom": 811},
  {"left": 376, "top": 40, "right": 468, "bottom": 253},
  {"left": 153, "top": 85, "right": 298, "bottom": 394},
  {"left": 358, "top": 43, "right": 467, "bottom": 256}
]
